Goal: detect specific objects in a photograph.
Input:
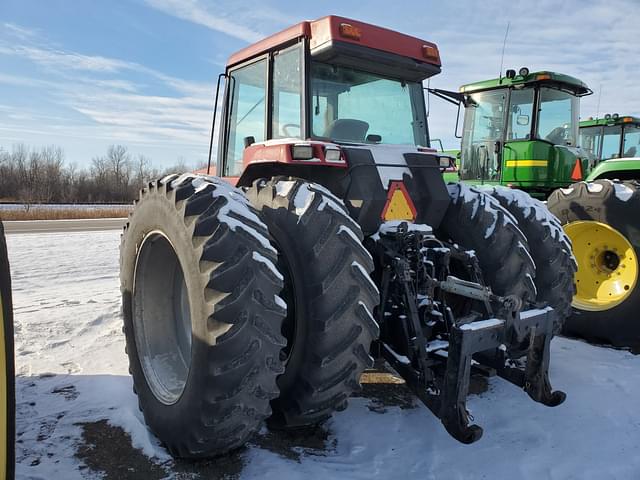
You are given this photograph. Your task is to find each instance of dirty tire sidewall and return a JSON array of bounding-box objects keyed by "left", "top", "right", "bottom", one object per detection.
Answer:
[
  {"left": 548, "top": 180, "right": 640, "bottom": 350},
  {"left": 120, "top": 175, "right": 286, "bottom": 458},
  {"left": 487, "top": 186, "right": 577, "bottom": 334},
  {"left": 0, "top": 222, "right": 15, "bottom": 480},
  {"left": 246, "top": 178, "right": 380, "bottom": 428}
]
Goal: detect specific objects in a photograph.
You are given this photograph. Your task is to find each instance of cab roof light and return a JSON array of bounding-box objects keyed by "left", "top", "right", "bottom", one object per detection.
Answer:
[
  {"left": 422, "top": 45, "right": 439, "bottom": 62},
  {"left": 622, "top": 116, "right": 634, "bottom": 123},
  {"left": 339, "top": 23, "right": 362, "bottom": 41},
  {"left": 536, "top": 73, "right": 551, "bottom": 81}
]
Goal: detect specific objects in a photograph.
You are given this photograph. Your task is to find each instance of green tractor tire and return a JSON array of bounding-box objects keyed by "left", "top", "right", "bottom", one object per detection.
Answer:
[
  {"left": 0, "top": 222, "right": 15, "bottom": 480},
  {"left": 548, "top": 180, "right": 640, "bottom": 351}
]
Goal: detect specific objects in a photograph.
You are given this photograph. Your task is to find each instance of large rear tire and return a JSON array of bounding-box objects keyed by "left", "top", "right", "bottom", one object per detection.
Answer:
[
  {"left": 0, "top": 222, "right": 15, "bottom": 480},
  {"left": 120, "top": 174, "right": 286, "bottom": 458},
  {"left": 438, "top": 184, "right": 537, "bottom": 356},
  {"left": 548, "top": 180, "right": 640, "bottom": 351},
  {"left": 485, "top": 186, "right": 577, "bottom": 333},
  {"left": 439, "top": 183, "right": 537, "bottom": 304},
  {"left": 246, "top": 178, "right": 379, "bottom": 427}
]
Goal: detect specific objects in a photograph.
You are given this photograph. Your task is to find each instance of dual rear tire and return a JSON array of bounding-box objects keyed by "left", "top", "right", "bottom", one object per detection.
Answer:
[{"left": 120, "top": 175, "right": 378, "bottom": 457}]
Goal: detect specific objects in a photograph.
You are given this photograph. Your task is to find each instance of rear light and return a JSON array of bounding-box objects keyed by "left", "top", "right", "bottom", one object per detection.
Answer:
[
  {"left": 291, "top": 144, "right": 314, "bottom": 160},
  {"left": 438, "top": 156, "right": 452, "bottom": 168},
  {"left": 536, "top": 73, "right": 551, "bottom": 81},
  {"left": 422, "top": 44, "right": 439, "bottom": 62},
  {"left": 324, "top": 147, "right": 342, "bottom": 163},
  {"left": 339, "top": 23, "right": 361, "bottom": 41}
]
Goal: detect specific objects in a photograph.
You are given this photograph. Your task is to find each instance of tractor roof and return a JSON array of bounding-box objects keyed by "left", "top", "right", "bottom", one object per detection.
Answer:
[
  {"left": 580, "top": 115, "right": 640, "bottom": 127},
  {"left": 227, "top": 15, "right": 441, "bottom": 76},
  {"left": 459, "top": 71, "right": 591, "bottom": 96}
]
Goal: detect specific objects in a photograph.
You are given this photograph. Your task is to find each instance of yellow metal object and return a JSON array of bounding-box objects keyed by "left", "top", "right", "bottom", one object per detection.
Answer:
[
  {"left": 0, "top": 294, "right": 5, "bottom": 479},
  {"left": 565, "top": 221, "right": 638, "bottom": 311},
  {"left": 505, "top": 160, "right": 549, "bottom": 168}
]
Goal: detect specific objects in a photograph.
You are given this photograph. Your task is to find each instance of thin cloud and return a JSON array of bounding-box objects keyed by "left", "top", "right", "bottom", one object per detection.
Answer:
[
  {"left": 3, "top": 22, "right": 38, "bottom": 40},
  {"left": 0, "top": 44, "right": 135, "bottom": 73},
  {"left": 143, "top": 0, "right": 264, "bottom": 42}
]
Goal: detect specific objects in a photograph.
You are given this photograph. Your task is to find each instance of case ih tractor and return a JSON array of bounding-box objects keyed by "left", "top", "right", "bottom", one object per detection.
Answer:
[{"left": 120, "top": 16, "right": 574, "bottom": 458}]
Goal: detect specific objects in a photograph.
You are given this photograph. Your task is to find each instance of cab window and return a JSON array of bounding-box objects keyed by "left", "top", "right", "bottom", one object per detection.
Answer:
[
  {"left": 601, "top": 125, "right": 622, "bottom": 159},
  {"left": 225, "top": 59, "right": 267, "bottom": 177},
  {"left": 507, "top": 88, "right": 534, "bottom": 141},
  {"left": 272, "top": 45, "right": 303, "bottom": 139}
]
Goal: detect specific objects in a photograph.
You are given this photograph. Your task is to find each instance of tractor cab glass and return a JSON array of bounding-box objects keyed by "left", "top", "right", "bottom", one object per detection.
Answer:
[
  {"left": 460, "top": 84, "right": 579, "bottom": 182},
  {"left": 223, "top": 44, "right": 303, "bottom": 177},
  {"left": 602, "top": 125, "right": 623, "bottom": 159},
  {"left": 460, "top": 90, "right": 506, "bottom": 181},
  {"left": 537, "top": 88, "right": 578, "bottom": 146},
  {"left": 224, "top": 59, "right": 268, "bottom": 176},
  {"left": 623, "top": 125, "right": 640, "bottom": 157},
  {"left": 579, "top": 125, "right": 602, "bottom": 158},
  {"left": 310, "top": 62, "right": 428, "bottom": 146}
]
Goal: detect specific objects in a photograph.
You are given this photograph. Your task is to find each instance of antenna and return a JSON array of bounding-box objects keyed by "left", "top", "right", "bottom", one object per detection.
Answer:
[
  {"left": 595, "top": 83, "right": 603, "bottom": 119},
  {"left": 498, "top": 22, "right": 511, "bottom": 81}
]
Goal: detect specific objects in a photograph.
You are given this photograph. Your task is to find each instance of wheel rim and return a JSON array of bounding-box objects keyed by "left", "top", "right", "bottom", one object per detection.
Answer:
[
  {"left": 133, "top": 231, "right": 192, "bottom": 405},
  {"left": 564, "top": 221, "right": 638, "bottom": 312}
]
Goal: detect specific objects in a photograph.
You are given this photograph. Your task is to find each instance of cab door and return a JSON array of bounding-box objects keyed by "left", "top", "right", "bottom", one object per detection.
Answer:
[{"left": 460, "top": 89, "right": 507, "bottom": 184}]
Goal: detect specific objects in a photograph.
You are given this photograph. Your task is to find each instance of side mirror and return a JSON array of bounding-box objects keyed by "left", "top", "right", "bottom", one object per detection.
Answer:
[
  {"left": 243, "top": 136, "right": 255, "bottom": 148},
  {"left": 516, "top": 115, "right": 530, "bottom": 126}
]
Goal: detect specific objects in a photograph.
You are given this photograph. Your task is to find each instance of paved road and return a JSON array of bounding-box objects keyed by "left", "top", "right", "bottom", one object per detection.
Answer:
[{"left": 3, "top": 218, "right": 127, "bottom": 234}]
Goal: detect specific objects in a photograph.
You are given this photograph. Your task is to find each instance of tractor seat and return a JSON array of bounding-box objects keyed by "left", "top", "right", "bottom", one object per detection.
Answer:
[{"left": 325, "top": 119, "right": 369, "bottom": 143}]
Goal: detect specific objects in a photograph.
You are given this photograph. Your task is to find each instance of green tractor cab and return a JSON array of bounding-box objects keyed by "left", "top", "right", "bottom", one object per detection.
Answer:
[
  {"left": 579, "top": 114, "right": 640, "bottom": 181},
  {"left": 454, "top": 69, "right": 592, "bottom": 197}
]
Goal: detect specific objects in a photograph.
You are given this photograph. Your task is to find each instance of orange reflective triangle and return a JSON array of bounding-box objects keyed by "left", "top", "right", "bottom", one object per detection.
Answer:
[
  {"left": 381, "top": 181, "right": 417, "bottom": 221},
  {"left": 571, "top": 158, "right": 583, "bottom": 181}
]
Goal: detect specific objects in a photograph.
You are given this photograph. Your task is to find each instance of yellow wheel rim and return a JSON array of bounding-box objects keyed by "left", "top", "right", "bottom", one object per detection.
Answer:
[{"left": 565, "top": 221, "right": 638, "bottom": 311}]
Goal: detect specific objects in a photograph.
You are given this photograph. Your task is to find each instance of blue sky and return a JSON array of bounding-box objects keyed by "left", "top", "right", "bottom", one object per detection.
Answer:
[{"left": 1, "top": 0, "right": 638, "bottom": 168}]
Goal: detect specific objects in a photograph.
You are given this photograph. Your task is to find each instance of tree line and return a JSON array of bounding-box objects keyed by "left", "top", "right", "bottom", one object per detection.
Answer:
[{"left": 0, "top": 144, "right": 203, "bottom": 204}]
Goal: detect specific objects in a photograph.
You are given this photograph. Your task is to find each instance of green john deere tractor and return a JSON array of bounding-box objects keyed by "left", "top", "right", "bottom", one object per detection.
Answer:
[
  {"left": 577, "top": 114, "right": 640, "bottom": 180},
  {"left": 450, "top": 68, "right": 593, "bottom": 197},
  {"left": 547, "top": 114, "right": 640, "bottom": 351},
  {"left": 434, "top": 72, "right": 640, "bottom": 351}
]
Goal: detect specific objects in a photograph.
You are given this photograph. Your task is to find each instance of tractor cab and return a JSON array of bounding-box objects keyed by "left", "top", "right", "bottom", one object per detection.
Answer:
[
  {"left": 579, "top": 114, "right": 640, "bottom": 160},
  {"left": 211, "top": 16, "right": 442, "bottom": 187},
  {"left": 578, "top": 114, "right": 640, "bottom": 181},
  {"left": 456, "top": 69, "right": 592, "bottom": 196}
]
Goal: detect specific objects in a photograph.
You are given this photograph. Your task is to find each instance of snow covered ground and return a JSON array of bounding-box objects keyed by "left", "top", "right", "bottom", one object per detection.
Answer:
[{"left": 6, "top": 229, "right": 640, "bottom": 479}]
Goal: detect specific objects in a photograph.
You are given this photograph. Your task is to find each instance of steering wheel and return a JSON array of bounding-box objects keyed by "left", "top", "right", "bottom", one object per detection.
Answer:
[{"left": 282, "top": 123, "right": 301, "bottom": 137}]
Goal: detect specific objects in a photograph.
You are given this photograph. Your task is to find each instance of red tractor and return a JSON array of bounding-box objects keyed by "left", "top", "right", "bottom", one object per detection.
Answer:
[{"left": 120, "top": 16, "right": 574, "bottom": 457}]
